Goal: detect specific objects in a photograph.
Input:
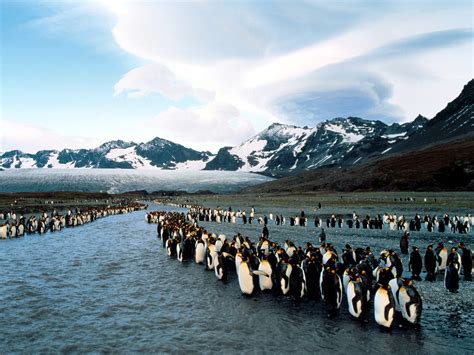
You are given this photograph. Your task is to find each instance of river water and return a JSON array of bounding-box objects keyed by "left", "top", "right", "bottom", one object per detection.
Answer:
[{"left": 1, "top": 204, "right": 472, "bottom": 353}]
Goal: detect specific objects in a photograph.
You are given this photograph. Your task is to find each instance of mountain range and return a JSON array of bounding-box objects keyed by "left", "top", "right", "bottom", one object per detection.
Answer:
[{"left": 2, "top": 80, "right": 473, "bottom": 179}]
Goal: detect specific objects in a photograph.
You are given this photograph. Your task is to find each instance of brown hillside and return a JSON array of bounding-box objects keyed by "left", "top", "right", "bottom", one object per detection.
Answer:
[{"left": 245, "top": 137, "right": 474, "bottom": 193}]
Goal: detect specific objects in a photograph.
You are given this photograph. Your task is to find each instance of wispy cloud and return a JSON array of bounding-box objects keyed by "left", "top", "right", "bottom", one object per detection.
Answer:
[{"left": 107, "top": 0, "right": 473, "bottom": 135}]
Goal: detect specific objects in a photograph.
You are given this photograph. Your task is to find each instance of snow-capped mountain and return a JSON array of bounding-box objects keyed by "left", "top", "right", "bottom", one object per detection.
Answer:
[
  {"left": 203, "top": 79, "right": 472, "bottom": 175},
  {"left": 203, "top": 116, "right": 428, "bottom": 175},
  {"left": 0, "top": 138, "right": 212, "bottom": 170},
  {"left": 1, "top": 79, "right": 472, "bottom": 174}
]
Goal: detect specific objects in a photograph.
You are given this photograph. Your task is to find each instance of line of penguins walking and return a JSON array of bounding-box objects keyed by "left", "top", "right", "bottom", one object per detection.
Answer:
[
  {"left": 184, "top": 205, "right": 473, "bottom": 235},
  {"left": 0, "top": 203, "right": 147, "bottom": 239},
  {"left": 144, "top": 210, "right": 474, "bottom": 329}
]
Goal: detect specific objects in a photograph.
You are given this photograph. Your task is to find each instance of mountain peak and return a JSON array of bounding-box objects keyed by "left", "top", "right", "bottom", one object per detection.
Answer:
[
  {"left": 97, "top": 140, "right": 135, "bottom": 152},
  {"left": 413, "top": 114, "right": 428, "bottom": 124}
]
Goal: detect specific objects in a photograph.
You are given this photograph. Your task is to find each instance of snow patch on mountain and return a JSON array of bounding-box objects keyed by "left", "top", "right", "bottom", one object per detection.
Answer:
[
  {"left": 106, "top": 147, "right": 154, "bottom": 169},
  {"left": 324, "top": 123, "right": 365, "bottom": 143},
  {"left": 46, "top": 152, "right": 75, "bottom": 168},
  {"left": 173, "top": 158, "right": 209, "bottom": 170}
]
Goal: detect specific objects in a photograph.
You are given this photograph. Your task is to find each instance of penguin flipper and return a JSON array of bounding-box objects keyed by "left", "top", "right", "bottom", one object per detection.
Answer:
[{"left": 253, "top": 270, "right": 270, "bottom": 278}]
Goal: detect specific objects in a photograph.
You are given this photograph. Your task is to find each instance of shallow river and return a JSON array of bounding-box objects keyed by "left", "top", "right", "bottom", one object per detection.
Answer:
[{"left": 1, "top": 205, "right": 472, "bottom": 353}]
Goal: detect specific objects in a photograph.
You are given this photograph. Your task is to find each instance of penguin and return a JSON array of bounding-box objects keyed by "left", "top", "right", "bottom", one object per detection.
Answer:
[
  {"left": 408, "top": 247, "right": 423, "bottom": 281},
  {"left": 342, "top": 268, "right": 353, "bottom": 291},
  {"left": 424, "top": 244, "right": 437, "bottom": 281},
  {"left": 257, "top": 255, "right": 273, "bottom": 291},
  {"left": 195, "top": 238, "right": 206, "bottom": 264},
  {"left": 215, "top": 252, "right": 234, "bottom": 282},
  {"left": 320, "top": 262, "right": 343, "bottom": 315},
  {"left": 342, "top": 245, "right": 356, "bottom": 268},
  {"left": 322, "top": 249, "right": 337, "bottom": 265},
  {"left": 206, "top": 243, "right": 217, "bottom": 271},
  {"left": 17, "top": 223, "right": 25, "bottom": 237},
  {"left": 258, "top": 239, "right": 270, "bottom": 256},
  {"left": 0, "top": 224, "right": 8, "bottom": 239},
  {"left": 436, "top": 243, "right": 448, "bottom": 272},
  {"left": 235, "top": 252, "right": 243, "bottom": 277},
  {"left": 458, "top": 242, "right": 472, "bottom": 281},
  {"left": 374, "top": 268, "right": 396, "bottom": 328},
  {"left": 289, "top": 264, "right": 306, "bottom": 300},
  {"left": 237, "top": 257, "right": 256, "bottom": 296},
  {"left": 176, "top": 240, "right": 183, "bottom": 262},
  {"left": 177, "top": 237, "right": 193, "bottom": 262},
  {"left": 215, "top": 234, "right": 226, "bottom": 252},
  {"left": 278, "top": 262, "right": 292, "bottom": 295},
  {"left": 398, "top": 279, "right": 422, "bottom": 326},
  {"left": 346, "top": 273, "right": 370, "bottom": 321},
  {"left": 388, "top": 278, "right": 403, "bottom": 312},
  {"left": 355, "top": 265, "right": 372, "bottom": 302},
  {"left": 166, "top": 238, "right": 177, "bottom": 257},
  {"left": 303, "top": 255, "right": 322, "bottom": 301},
  {"left": 444, "top": 250, "right": 460, "bottom": 293}
]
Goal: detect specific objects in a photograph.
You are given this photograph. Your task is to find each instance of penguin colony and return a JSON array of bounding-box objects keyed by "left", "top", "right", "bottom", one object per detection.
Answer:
[
  {"left": 0, "top": 203, "right": 147, "bottom": 239},
  {"left": 146, "top": 210, "right": 474, "bottom": 330},
  {"left": 182, "top": 205, "right": 473, "bottom": 234}
]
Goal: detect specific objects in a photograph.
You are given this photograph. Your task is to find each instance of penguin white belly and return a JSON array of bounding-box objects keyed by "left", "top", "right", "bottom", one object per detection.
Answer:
[
  {"left": 300, "top": 267, "right": 307, "bottom": 299},
  {"left": 215, "top": 240, "right": 223, "bottom": 252},
  {"left": 374, "top": 288, "right": 394, "bottom": 328},
  {"left": 214, "top": 255, "right": 223, "bottom": 280},
  {"left": 258, "top": 261, "right": 273, "bottom": 291},
  {"left": 319, "top": 269, "right": 325, "bottom": 300},
  {"left": 343, "top": 270, "right": 350, "bottom": 292},
  {"left": 388, "top": 278, "right": 401, "bottom": 312},
  {"left": 346, "top": 282, "right": 362, "bottom": 318},
  {"left": 281, "top": 265, "right": 292, "bottom": 295},
  {"left": 438, "top": 250, "right": 447, "bottom": 271},
  {"left": 177, "top": 243, "right": 183, "bottom": 262},
  {"left": 336, "top": 274, "right": 343, "bottom": 308},
  {"left": 238, "top": 262, "right": 254, "bottom": 295},
  {"left": 0, "top": 225, "right": 7, "bottom": 239},
  {"left": 207, "top": 250, "right": 217, "bottom": 270},
  {"left": 166, "top": 240, "right": 173, "bottom": 256},
  {"left": 373, "top": 266, "right": 382, "bottom": 282},
  {"left": 235, "top": 254, "right": 242, "bottom": 276},
  {"left": 195, "top": 243, "right": 205, "bottom": 264}
]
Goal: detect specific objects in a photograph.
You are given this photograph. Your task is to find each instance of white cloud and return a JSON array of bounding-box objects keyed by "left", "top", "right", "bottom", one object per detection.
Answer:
[
  {"left": 103, "top": 0, "right": 472, "bottom": 134},
  {"left": 0, "top": 120, "right": 103, "bottom": 153},
  {"left": 114, "top": 63, "right": 214, "bottom": 101},
  {"left": 148, "top": 101, "right": 256, "bottom": 152}
]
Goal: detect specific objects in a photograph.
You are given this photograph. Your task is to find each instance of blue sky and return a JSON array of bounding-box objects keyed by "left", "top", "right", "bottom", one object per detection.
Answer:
[{"left": 1, "top": 0, "right": 472, "bottom": 152}]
